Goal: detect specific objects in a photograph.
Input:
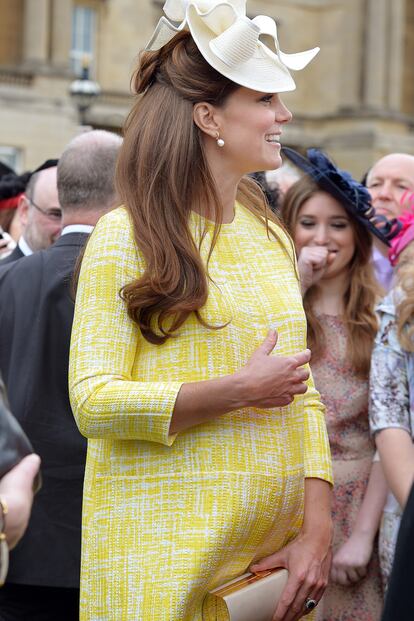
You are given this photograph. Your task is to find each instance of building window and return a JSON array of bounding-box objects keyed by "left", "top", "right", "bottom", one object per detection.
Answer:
[
  {"left": 71, "top": 6, "right": 97, "bottom": 77},
  {"left": 0, "top": 146, "right": 22, "bottom": 172}
]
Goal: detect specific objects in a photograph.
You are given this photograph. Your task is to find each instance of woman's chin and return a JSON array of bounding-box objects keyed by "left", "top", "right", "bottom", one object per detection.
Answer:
[{"left": 262, "top": 153, "right": 282, "bottom": 171}]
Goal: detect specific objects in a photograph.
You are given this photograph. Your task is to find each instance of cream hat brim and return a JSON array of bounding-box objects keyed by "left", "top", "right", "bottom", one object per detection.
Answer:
[{"left": 146, "top": 0, "right": 320, "bottom": 93}]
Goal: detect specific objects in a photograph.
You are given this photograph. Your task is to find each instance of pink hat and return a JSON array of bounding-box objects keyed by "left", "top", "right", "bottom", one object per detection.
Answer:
[{"left": 389, "top": 209, "right": 414, "bottom": 266}]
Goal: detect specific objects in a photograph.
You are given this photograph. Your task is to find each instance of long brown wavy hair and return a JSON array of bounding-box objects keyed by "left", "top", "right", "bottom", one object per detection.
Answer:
[
  {"left": 281, "top": 176, "right": 380, "bottom": 378},
  {"left": 395, "top": 242, "right": 414, "bottom": 351},
  {"left": 116, "top": 31, "right": 291, "bottom": 344}
]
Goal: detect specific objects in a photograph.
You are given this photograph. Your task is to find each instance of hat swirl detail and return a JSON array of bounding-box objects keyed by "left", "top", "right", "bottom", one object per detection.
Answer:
[{"left": 146, "top": 0, "right": 320, "bottom": 93}]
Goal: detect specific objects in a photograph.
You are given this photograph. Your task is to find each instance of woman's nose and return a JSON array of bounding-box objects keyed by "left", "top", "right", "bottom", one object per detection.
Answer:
[
  {"left": 275, "top": 96, "right": 292, "bottom": 124},
  {"left": 313, "top": 226, "right": 329, "bottom": 245}
]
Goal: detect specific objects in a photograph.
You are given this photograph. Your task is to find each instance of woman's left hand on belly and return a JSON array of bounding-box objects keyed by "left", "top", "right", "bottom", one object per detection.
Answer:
[{"left": 250, "top": 519, "right": 332, "bottom": 620}]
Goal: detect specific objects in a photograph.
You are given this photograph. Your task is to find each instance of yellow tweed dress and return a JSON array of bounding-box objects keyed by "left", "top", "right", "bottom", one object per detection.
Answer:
[{"left": 69, "top": 204, "right": 332, "bottom": 621}]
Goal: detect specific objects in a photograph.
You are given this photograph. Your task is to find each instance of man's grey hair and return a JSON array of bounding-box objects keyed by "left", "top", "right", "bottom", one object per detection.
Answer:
[{"left": 57, "top": 130, "right": 122, "bottom": 211}]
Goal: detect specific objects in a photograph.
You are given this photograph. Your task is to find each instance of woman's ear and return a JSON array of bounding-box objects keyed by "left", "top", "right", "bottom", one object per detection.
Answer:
[{"left": 193, "top": 102, "right": 220, "bottom": 139}]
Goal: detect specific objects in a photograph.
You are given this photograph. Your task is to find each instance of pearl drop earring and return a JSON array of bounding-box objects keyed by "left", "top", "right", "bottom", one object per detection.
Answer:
[{"left": 216, "top": 135, "right": 225, "bottom": 148}]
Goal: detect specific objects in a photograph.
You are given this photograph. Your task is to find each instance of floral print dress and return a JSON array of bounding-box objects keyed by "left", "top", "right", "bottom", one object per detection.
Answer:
[
  {"left": 312, "top": 314, "right": 383, "bottom": 621},
  {"left": 369, "top": 291, "right": 414, "bottom": 587}
]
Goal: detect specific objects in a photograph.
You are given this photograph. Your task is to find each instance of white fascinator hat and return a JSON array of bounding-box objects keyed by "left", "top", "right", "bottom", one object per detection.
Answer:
[{"left": 146, "top": 0, "right": 319, "bottom": 93}]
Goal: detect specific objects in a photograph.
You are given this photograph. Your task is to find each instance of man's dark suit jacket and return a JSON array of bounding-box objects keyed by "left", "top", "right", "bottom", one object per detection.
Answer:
[
  {"left": 382, "top": 483, "right": 414, "bottom": 621},
  {"left": 0, "top": 232, "right": 88, "bottom": 588},
  {"left": 0, "top": 244, "right": 24, "bottom": 265}
]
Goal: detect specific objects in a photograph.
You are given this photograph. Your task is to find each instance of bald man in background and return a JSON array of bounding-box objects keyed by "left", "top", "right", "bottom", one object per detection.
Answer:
[{"left": 366, "top": 153, "right": 414, "bottom": 289}]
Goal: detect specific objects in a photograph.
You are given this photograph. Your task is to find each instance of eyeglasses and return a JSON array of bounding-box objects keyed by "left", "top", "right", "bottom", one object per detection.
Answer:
[{"left": 26, "top": 196, "right": 62, "bottom": 221}]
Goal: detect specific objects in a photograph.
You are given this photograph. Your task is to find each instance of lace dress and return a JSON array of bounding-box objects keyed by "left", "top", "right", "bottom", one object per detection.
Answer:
[
  {"left": 312, "top": 315, "right": 383, "bottom": 621},
  {"left": 369, "top": 291, "right": 414, "bottom": 588}
]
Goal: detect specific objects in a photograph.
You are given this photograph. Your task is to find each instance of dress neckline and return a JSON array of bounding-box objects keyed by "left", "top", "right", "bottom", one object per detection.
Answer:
[
  {"left": 190, "top": 202, "right": 243, "bottom": 235},
  {"left": 315, "top": 312, "right": 344, "bottom": 321}
]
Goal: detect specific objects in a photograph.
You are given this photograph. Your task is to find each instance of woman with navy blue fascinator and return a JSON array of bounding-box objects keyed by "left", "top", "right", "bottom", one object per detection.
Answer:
[
  {"left": 281, "top": 149, "right": 388, "bottom": 621},
  {"left": 282, "top": 147, "right": 401, "bottom": 246}
]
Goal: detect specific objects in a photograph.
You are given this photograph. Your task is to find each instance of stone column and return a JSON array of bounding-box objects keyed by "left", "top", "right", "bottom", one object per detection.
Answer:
[
  {"left": 362, "top": 0, "right": 389, "bottom": 109},
  {"left": 22, "top": 0, "right": 50, "bottom": 66},
  {"left": 338, "top": 0, "right": 364, "bottom": 109},
  {"left": 387, "top": 0, "right": 405, "bottom": 111},
  {"left": 50, "top": 0, "right": 72, "bottom": 70},
  {"left": 402, "top": 0, "right": 414, "bottom": 114}
]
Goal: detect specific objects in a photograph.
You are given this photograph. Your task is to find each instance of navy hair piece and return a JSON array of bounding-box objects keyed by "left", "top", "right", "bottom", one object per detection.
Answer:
[
  {"left": 282, "top": 147, "right": 401, "bottom": 246},
  {"left": 31, "top": 159, "right": 59, "bottom": 176},
  {"left": 307, "top": 149, "right": 372, "bottom": 214},
  {"left": 0, "top": 161, "right": 31, "bottom": 201},
  {"left": 0, "top": 159, "right": 58, "bottom": 201}
]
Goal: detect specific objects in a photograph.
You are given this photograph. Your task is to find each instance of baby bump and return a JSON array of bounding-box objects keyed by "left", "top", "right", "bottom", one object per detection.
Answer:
[{"left": 84, "top": 471, "right": 304, "bottom": 620}]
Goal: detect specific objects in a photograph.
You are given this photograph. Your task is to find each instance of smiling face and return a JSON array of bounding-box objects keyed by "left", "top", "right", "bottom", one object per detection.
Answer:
[
  {"left": 293, "top": 191, "right": 356, "bottom": 280},
  {"left": 366, "top": 154, "right": 414, "bottom": 219},
  {"left": 19, "top": 167, "right": 62, "bottom": 251},
  {"left": 211, "top": 87, "right": 292, "bottom": 175}
]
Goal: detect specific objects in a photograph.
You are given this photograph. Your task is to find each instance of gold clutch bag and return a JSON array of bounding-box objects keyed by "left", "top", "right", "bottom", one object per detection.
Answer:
[{"left": 202, "top": 568, "right": 289, "bottom": 621}]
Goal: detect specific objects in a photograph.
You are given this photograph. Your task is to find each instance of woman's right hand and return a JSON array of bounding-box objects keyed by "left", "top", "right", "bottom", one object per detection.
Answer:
[
  {"left": 330, "top": 531, "right": 373, "bottom": 585},
  {"left": 170, "top": 330, "right": 311, "bottom": 434},
  {"left": 234, "top": 329, "right": 311, "bottom": 409},
  {"left": 297, "top": 247, "right": 333, "bottom": 295}
]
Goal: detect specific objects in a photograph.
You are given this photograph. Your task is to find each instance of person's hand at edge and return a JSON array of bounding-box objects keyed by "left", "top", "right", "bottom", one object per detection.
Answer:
[{"left": 0, "top": 454, "right": 41, "bottom": 549}]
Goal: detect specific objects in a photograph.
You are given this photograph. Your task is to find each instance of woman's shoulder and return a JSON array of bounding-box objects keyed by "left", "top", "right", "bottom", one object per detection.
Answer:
[
  {"left": 96, "top": 205, "right": 131, "bottom": 231},
  {"left": 237, "top": 202, "right": 285, "bottom": 231},
  {"left": 374, "top": 289, "right": 405, "bottom": 351},
  {"left": 83, "top": 206, "right": 141, "bottom": 270},
  {"left": 237, "top": 203, "right": 294, "bottom": 255},
  {"left": 376, "top": 289, "right": 400, "bottom": 318},
  {"left": 90, "top": 206, "right": 135, "bottom": 249}
]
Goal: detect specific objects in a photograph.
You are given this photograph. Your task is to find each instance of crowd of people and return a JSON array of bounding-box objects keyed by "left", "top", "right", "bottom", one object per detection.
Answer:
[{"left": 1, "top": 0, "right": 414, "bottom": 620}]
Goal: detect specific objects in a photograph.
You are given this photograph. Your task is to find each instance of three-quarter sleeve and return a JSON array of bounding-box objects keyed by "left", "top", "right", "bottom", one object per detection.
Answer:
[
  {"left": 369, "top": 306, "right": 411, "bottom": 436},
  {"left": 279, "top": 232, "right": 333, "bottom": 485},
  {"left": 69, "top": 209, "right": 183, "bottom": 446},
  {"left": 303, "top": 368, "right": 333, "bottom": 484}
]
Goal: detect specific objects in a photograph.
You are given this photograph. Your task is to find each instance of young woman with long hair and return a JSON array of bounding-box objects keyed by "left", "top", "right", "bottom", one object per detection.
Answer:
[
  {"left": 281, "top": 148, "right": 389, "bottom": 621},
  {"left": 68, "top": 2, "right": 333, "bottom": 620},
  {"left": 370, "top": 211, "right": 414, "bottom": 589}
]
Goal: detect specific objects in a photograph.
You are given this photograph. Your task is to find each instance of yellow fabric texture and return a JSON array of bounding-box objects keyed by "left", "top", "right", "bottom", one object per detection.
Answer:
[{"left": 69, "top": 204, "right": 332, "bottom": 621}]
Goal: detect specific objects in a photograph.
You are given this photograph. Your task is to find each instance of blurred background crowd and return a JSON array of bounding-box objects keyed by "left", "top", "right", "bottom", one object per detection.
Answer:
[{"left": 1, "top": 0, "right": 414, "bottom": 173}]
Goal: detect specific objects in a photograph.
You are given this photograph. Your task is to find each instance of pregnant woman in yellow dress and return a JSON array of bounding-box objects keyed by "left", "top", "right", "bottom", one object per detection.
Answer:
[{"left": 69, "top": 1, "right": 333, "bottom": 619}]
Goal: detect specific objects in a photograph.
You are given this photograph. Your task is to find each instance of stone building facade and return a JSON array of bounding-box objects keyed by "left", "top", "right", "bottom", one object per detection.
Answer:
[{"left": 0, "top": 0, "right": 413, "bottom": 176}]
